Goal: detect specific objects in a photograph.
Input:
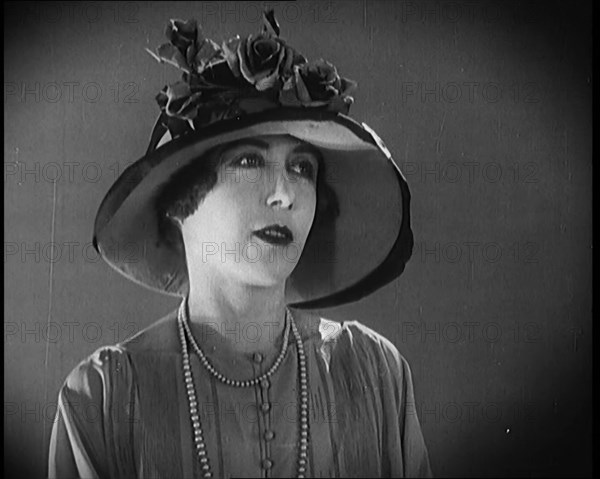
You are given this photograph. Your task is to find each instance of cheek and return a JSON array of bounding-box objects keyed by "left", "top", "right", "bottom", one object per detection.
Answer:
[
  {"left": 299, "top": 187, "right": 317, "bottom": 229},
  {"left": 309, "top": 192, "right": 317, "bottom": 218},
  {"left": 190, "top": 189, "right": 242, "bottom": 234},
  {"left": 212, "top": 183, "right": 256, "bottom": 230}
]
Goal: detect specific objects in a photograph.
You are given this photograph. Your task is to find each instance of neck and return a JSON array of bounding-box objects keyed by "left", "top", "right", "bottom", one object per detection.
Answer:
[{"left": 186, "top": 271, "right": 288, "bottom": 355}]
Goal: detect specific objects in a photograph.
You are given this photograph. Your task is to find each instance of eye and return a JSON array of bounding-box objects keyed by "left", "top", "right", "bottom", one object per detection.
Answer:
[
  {"left": 289, "top": 157, "right": 317, "bottom": 181},
  {"left": 232, "top": 152, "right": 264, "bottom": 168}
]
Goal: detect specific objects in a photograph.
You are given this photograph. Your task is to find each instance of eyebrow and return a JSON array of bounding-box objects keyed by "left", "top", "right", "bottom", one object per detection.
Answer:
[{"left": 291, "top": 143, "right": 322, "bottom": 161}]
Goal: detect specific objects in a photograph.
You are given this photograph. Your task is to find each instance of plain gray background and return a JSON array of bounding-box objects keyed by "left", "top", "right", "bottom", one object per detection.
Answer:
[{"left": 4, "top": 1, "right": 592, "bottom": 477}]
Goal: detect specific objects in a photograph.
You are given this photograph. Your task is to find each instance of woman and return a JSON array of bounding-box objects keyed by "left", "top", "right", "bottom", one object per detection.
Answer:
[{"left": 49, "top": 12, "right": 432, "bottom": 478}]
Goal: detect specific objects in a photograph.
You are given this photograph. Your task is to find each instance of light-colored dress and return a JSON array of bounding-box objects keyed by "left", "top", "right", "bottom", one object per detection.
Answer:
[{"left": 48, "top": 307, "right": 432, "bottom": 478}]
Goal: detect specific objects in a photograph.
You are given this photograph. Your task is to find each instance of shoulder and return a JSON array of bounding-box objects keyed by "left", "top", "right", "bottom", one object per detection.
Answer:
[
  {"left": 345, "top": 320, "right": 408, "bottom": 365},
  {"left": 60, "top": 344, "right": 133, "bottom": 406},
  {"left": 117, "top": 308, "right": 179, "bottom": 354},
  {"left": 307, "top": 313, "right": 411, "bottom": 375},
  {"left": 319, "top": 315, "right": 404, "bottom": 356},
  {"left": 62, "top": 309, "right": 179, "bottom": 396}
]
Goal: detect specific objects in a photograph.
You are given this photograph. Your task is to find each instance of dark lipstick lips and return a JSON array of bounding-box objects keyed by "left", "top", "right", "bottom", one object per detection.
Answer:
[{"left": 253, "top": 225, "right": 294, "bottom": 246}]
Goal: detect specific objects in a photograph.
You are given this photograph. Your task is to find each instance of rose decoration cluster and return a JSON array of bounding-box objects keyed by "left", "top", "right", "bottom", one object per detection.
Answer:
[{"left": 145, "top": 10, "right": 357, "bottom": 139}]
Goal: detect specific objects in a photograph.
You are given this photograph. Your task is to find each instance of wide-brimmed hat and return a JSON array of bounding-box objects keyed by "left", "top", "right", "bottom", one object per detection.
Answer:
[{"left": 93, "top": 11, "right": 413, "bottom": 309}]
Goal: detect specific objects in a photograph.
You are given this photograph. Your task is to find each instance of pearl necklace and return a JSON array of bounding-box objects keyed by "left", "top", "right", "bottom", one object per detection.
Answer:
[{"left": 177, "top": 299, "right": 310, "bottom": 478}]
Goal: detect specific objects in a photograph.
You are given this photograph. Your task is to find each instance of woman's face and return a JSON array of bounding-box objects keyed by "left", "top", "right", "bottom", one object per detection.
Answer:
[{"left": 180, "top": 134, "right": 319, "bottom": 287}]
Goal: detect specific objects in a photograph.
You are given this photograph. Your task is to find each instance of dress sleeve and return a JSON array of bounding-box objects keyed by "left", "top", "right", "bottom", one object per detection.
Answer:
[
  {"left": 379, "top": 337, "right": 433, "bottom": 478},
  {"left": 48, "top": 346, "right": 138, "bottom": 479}
]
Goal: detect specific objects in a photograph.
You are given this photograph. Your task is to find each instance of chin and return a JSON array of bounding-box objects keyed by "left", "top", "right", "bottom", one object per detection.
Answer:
[{"left": 236, "top": 259, "right": 297, "bottom": 288}]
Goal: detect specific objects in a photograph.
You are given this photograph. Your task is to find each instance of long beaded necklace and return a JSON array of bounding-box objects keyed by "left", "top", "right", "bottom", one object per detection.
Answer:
[{"left": 177, "top": 299, "right": 310, "bottom": 478}]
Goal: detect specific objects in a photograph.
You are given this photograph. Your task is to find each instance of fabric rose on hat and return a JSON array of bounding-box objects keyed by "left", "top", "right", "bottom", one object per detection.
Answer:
[
  {"left": 221, "top": 9, "right": 305, "bottom": 91},
  {"left": 222, "top": 34, "right": 298, "bottom": 91},
  {"left": 280, "top": 59, "right": 357, "bottom": 113},
  {"left": 166, "top": 18, "right": 197, "bottom": 55},
  {"left": 240, "top": 35, "right": 286, "bottom": 90},
  {"left": 146, "top": 18, "right": 222, "bottom": 75},
  {"left": 156, "top": 81, "right": 202, "bottom": 120}
]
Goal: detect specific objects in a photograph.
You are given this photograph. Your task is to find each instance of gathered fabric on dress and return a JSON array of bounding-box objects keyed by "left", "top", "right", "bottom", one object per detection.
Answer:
[{"left": 48, "top": 308, "right": 432, "bottom": 478}]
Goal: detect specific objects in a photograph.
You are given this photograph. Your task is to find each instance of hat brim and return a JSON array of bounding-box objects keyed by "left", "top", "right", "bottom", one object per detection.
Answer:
[{"left": 93, "top": 108, "right": 413, "bottom": 308}]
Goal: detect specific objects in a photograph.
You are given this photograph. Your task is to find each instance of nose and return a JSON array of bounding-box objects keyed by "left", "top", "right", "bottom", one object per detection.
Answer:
[{"left": 266, "top": 167, "right": 294, "bottom": 210}]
